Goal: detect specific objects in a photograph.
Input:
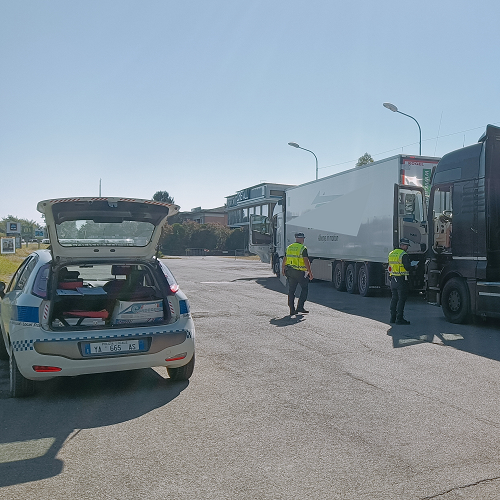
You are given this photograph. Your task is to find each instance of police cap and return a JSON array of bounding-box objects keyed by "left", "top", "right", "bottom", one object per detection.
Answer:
[
  {"left": 295, "top": 232, "right": 305, "bottom": 239},
  {"left": 400, "top": 238, "right": 410, "bottom": 245}
]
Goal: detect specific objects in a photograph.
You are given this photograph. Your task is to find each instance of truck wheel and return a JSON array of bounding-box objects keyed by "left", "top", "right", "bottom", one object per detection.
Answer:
[
  {"left": 442, "top": 278, "right": 470, "bottom": 324},
  {"left": 10, "top": 354, "right": 35, "bottom": 398},
  {"left": 345, "top": 264, "right": 359, "bottom": 294},
  {"left": 358, "top": 264, "right": 373, "bottom": 297},
  {"left": 333, "top": 262, "right": 346, "bottom": 291},
  {"left": 167, "top": 353, "right": 195, "bottom": 381}
]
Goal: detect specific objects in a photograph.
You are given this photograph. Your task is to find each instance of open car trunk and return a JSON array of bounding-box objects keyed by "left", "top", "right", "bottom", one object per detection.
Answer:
[
  {"left": 37, "top": 197, "right": 179, "bottom": 262},
  {"left": 47, "top": 261, "right": 174, "bottom": 330}
]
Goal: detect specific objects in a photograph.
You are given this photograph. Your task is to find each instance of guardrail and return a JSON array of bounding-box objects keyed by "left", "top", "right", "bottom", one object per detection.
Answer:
[{"left": 185, "top": 248, "right": 247, "bottom": 258}]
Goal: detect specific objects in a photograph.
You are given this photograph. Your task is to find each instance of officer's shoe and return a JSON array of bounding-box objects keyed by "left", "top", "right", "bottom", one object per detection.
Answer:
[
  {"left": 289, "top": 309, "right": 297, "bottom": 316},
  {"left": 296, "top": 308, "right": 309, "bottom": 314},
  {"left": 395, "top": 318, "right": 410, "bottom": 325}
]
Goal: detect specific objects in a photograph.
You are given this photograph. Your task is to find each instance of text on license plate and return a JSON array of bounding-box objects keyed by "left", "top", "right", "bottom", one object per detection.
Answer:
[{"left": 83, "top": 339, "right": 147, "bottom": 356}]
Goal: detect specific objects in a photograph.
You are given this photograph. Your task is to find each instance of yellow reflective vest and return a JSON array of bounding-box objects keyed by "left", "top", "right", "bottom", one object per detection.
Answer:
[
  {"left": 285, "top": 243, "right": 307, "bottom": 271},
  {"left": 388, "top": 248, "right": 409, "bottom": 276}
]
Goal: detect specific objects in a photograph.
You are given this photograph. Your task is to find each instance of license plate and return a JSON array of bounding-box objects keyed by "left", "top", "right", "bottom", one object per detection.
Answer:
[{"left": 83, "top": 339, "right": 147, "bottom": 356}]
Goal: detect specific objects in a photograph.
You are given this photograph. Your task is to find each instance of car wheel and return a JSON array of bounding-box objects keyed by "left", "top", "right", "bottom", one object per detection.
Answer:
[
  {"left": 345, "top": 263, "right": 358, "bottom": 294},
  {"left": 0, "top": 324, "right": 8, "bottom": 361},
  {"left": 358, "top": 263, "right": 373, "bottom": 297},
  {"left": 442, "top": 277, "right": 470, "bottom": 324},
  {"left": 333, "top": 262, "right": 346, "bottom": 291},
  {"left": 10, "top": 354, "right": 35, "bottom": 398},
  {"left": 167, "top": 353, "right": 195, "bottom": 381}
]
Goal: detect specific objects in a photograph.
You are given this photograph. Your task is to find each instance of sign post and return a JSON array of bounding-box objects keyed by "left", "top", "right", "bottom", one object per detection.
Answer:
[{"left": 1, "top": 237, "right": 16, "bottom": 254}]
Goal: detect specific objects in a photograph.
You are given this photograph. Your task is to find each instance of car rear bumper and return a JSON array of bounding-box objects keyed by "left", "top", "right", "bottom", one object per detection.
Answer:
[{"left": 12, "top": 318, "right": 195, "bottom": 380}]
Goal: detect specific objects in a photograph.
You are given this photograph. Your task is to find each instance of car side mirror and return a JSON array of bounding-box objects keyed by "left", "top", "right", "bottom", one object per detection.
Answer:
[{"left": 0, "top": 282, "right": 5, "bottom": 298}]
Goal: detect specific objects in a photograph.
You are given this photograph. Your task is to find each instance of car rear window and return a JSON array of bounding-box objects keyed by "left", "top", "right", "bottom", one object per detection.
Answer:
[{"left": 56, "top": 220, "right": 156, "bottom": 247}]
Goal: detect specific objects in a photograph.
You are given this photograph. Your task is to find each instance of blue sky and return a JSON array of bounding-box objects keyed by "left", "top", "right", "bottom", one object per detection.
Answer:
[{"left": 1, "top": 0, "right": 499, "bottom": 223}]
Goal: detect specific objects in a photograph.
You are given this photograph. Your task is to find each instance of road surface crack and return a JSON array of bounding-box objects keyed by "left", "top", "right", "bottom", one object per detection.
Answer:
[
  {"left": 346, "top": 372, "right": 384, "bottom": 391},
  {"left": 420, "top": 476, "right": 500, "bottom": 499}
]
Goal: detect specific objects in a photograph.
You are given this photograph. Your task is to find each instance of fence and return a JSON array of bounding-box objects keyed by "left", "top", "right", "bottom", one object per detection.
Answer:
[{"left": 185, "top": 248, "right": 209, "bottom": 256}]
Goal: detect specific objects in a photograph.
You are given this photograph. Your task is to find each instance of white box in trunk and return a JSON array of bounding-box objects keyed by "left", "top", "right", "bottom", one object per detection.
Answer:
[{"left": 111, "top": 300, "right": 164, "bottom": 325}]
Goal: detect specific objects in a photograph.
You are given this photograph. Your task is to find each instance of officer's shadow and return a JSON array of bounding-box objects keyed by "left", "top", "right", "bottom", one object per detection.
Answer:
[{"left": 270, "top": 314, "right": 307, "bottom": 327}]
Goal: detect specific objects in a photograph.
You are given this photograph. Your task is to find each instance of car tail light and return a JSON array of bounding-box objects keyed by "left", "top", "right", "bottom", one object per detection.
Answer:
[
  {"left": 170, "top": 284, "right": 179, "bottom": 293},
  {"left": 165, "top": 353, "right": 187, "bottom": 361},
  {"left": 33, "top": 365, "right": 62, "bottom": 372}
]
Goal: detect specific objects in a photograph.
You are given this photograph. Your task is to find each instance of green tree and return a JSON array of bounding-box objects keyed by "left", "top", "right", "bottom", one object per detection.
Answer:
[
  {"left": 189, "top": 227, "right": 218, "bottom": 250},
  {"left": 160, "top": 221, "right": 242, "bottom": 255},
  {"left": 356, "top": 153, "right": 374, "bottom": 167},
  {"left": 152, "top": 191, "right": 175, "bottom": 204},
  {"left": 161, "top": 222, "right": 189, "bottom": 255},
  {"left": 225, "top": 228, "right": 245, "bottom": 250}
]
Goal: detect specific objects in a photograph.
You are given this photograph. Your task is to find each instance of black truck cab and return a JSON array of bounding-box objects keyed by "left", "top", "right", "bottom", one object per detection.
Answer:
[{"left": 426, "top": 124, "right": 500, "bottom": 322}]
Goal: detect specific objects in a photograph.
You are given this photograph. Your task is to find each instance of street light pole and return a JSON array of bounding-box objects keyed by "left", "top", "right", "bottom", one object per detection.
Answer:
[
  {"left": 383, "top": 102, "right": 422, "bottom": 155},
  {"left": 288, "top": 142, "right": 319, "bottom": 180}
]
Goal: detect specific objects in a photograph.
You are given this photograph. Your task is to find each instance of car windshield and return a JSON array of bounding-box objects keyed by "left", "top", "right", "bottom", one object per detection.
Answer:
[{"left": 56, "top": 220, "right": 155, "bottom": 247}]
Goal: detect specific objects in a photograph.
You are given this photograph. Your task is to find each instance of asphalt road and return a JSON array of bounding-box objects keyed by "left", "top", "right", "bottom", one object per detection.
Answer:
[{"left": 2, "top": 256, "right": 500, "bottom": 499}]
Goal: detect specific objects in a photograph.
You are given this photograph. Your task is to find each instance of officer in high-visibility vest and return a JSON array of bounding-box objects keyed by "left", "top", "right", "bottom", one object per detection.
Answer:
[
  {"left": 282, "top": 232, "right": 313, "bottom": 316},
  {"left": 388, "top": 237, "right": 412, "bottom": 325}
]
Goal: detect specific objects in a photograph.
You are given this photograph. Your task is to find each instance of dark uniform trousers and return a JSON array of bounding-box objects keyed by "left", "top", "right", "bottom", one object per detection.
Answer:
[
  {"left": 390, "top": 275, "right": 408, "bottom": 321},
  {"left": 286, "top": 267, "right": 309, "bottom": 311}
]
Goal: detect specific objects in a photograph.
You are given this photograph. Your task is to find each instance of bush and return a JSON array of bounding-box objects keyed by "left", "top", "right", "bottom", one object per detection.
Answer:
[{"left": 161, "top": 222, "right": 242, "bottom": 255}]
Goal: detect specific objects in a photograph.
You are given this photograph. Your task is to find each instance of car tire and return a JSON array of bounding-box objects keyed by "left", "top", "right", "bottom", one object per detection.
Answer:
[
  {"left": 10, "top": 354, "right": 35, "bottom": 398},
  {"left": 333, "top": 262, "right": 346, "bottom": 291},
  {"left": 345, "top": 263, "right": 358, "bottom": 294},
  {"left": 442, "top": 277, "right": 470, "bottom": 324},
  {"left": 167, "top": 353, "right": 195, "bottom": 381},
  {"left": 0, "top": 325, "right": 8, "bottom": 361},
  {"left": 358, "top": 263, "right": 373, "bottom": 297}
]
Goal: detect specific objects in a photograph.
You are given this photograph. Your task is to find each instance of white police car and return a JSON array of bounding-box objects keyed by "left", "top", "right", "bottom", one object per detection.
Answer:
[{"left": 0, "top": 197, "right": 195, "bottom": 397}]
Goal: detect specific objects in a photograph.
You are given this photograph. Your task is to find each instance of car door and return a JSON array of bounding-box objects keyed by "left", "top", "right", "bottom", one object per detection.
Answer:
[{"left": 0, "top": 256, "right": 38, "bottom": 337}]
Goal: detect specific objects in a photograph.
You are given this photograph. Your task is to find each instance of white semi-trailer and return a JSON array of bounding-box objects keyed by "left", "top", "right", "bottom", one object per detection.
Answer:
[{"left": 249, "top": 154, "right": 439, "bottom": 296}]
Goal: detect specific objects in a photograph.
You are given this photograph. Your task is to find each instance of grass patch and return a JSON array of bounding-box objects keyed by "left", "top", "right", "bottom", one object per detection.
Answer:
[{"left": 0, "top": 244, "right": 48, "bottom": 283}]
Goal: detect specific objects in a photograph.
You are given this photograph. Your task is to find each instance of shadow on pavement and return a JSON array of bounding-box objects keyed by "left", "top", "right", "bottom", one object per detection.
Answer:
[
  {"left": 0, "top": 366, "right": 188, "bottom": 487},
  {"left": 254, "top": 275, "right": 500, "bottom": 362},
  {"left": 269, "top": 314, "right": 307, "bottom": 327}
]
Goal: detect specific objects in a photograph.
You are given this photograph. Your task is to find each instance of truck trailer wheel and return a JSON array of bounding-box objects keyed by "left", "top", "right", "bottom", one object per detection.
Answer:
[
  {"left": 358, "top": 263, "right": 373, "bottom": 297},
  {"left": 333, "top": 262, "right": 346, "bottom": 291},
  {"left": 442, "top": 278, "right": 470, "bottom": 324},
  {"left": 345, "top": 264, "right": 359, "bottom": 294}
]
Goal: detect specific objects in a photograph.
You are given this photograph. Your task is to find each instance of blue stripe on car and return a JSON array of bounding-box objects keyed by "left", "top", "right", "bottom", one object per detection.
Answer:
[
  {"left": 179, "top": 300, "right": 189, "bottom": 314},
  {"left": 16, "top": 306, "right": 39, "bottom": 323}
]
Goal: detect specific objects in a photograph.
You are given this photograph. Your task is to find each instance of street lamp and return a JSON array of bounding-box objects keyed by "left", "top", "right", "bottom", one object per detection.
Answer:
[
  {"left": 288, "top": 142, "right": 319, "bottom": 180},
  {"left": 383, "top": 102, "right": 422, "bottom": 155}
]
